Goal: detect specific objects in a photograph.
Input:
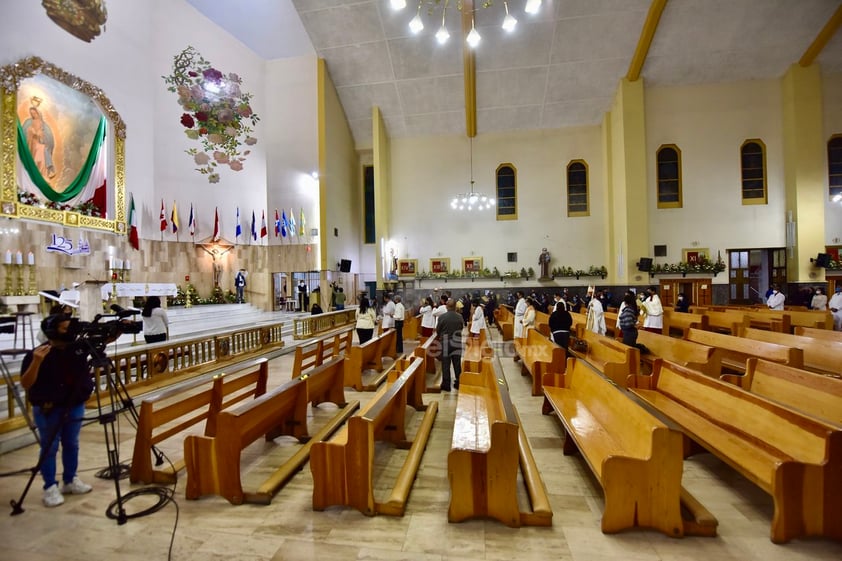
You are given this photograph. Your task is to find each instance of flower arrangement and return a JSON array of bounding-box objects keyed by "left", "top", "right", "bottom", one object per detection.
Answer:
[
  {"left": 17, "top": 189, "right": 101, "bottom": 216},
  {"left": 652, "top": 256, "right": 726, "bottom": 275},
  {"left": 550, "top": 265, "right": 608, "bottom": 279},
  {"left": 163, "top": 46, "right": 259, "bottom": 183}
]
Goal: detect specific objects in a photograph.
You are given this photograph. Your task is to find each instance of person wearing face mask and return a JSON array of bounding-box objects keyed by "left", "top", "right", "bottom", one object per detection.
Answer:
[
  {"left": 811, "top": 287, "right": 827, "bottom": 311},
  {"left": 767, "top": 283, "right": 785, "bottom": 310},
  {"left": 675, "top": 292, "right": 691, "bottom": 313},
  {"left": 20, "top": 314, "right": 95, "bottom": 507},
  {"left": 829, "top": 285, "right": 842, "bottom": 331}
]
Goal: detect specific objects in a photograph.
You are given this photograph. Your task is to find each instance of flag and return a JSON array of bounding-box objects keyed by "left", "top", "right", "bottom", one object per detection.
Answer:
[
  {"left": 188, "top": 204, "right": 195, "bottom": 237},
  {"left": 250, "top": 210, "right": 257, "bottom": 241},
  {"left": 128, "top": 194, "right": 139, "bottom": 250},
  {"left": 288, "top": 208, "right": 296, "bottom": 238},
  {"left": 299, "top": 207, "right": 306, "bottom": 237},
  {"left": 171, "top": 201, "right": 179, "bottom": 234},
  {"left": 274, "top": 209, "right": 280, "bottom": 237},
  {"left": 235, "top": 207, "right": 242, "bottom": 241},
  {"left": 213, "top": 207, "right": 220, "bottom": 241},
  {"left": 159, "top": 199, "right": 167, "bottom": 232},
  {"left": 260, "top": 211, "right": 267, "bottom": 239},
  {"left": 281, "top": 209, "right": 288, "bottom": 238}
]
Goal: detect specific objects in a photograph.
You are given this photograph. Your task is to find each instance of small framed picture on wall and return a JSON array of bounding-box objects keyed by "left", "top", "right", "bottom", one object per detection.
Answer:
[
  {"left": 682, "top": 248, "right": 709, "bottom": 264},
  {"left": 430, "top": 258, "right": 450, "bottom": 274},
  {"left": 462, "top": 257, "right": 483, "bottom": 273},
  {"left": 397, "top": 259, "right": 418, "bottom": 277}
]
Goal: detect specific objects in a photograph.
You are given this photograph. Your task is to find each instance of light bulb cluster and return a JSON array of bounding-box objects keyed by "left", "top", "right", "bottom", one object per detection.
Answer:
[
  {"left": 392, "top": 0, "right": 542, "bottom": 48},
  {"left": 450, "top": 183, "right": 496, "bottom": 211}
]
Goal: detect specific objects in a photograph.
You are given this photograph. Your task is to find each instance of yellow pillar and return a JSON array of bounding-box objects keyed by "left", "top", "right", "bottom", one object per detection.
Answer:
[
  {"left": 782, "top": 63, "right": 826, "bottom": 282},
  {"left": 372, "top": 107, "right": 392, "bottom": 289},
  {"left": 604, "top": 78, "right": 649, "bottom": 285}
]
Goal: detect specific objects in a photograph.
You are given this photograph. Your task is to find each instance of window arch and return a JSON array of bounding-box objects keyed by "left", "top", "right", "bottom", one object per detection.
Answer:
[
  {"left": 829, "top": 135, "right": 842, "bottom": 199},
  {"left": 496, "top": 163, "right": 517, "bottom": 220},
  {"left": 741, "top": 139, "right": 767, "bottom": 204},
  {"left": 566, "top": 160, "right": 589, "bottom": 216},
  {"left": 656, "top": 144, "right": 682, "bottom": 208}
]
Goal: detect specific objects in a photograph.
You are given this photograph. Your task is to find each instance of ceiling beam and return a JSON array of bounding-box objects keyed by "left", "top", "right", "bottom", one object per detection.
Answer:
[
  {"left": 462, "top": 0, "right": 477, "bottom": 138},
  {"left": 626, "top": 0, "right": 669, "bottom": 81},
  {"left": 799, "top": 3, "right": 842, "bottom": 67}
]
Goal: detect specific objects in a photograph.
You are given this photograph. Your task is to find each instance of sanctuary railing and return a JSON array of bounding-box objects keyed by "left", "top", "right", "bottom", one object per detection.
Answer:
[{"left": 292, "top": 308, "right": 357, "bottom": 340}]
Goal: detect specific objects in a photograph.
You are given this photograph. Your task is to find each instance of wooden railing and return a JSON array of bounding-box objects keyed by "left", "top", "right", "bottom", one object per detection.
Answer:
[
  {"left": 0, "top": 322, "right": 285, "bottom": 435},
  {"left": 292, "top": 308, "right": 357, "bottom": 340}
]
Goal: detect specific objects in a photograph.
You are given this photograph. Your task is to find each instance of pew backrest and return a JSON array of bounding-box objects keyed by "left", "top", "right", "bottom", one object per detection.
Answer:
[
  {"left": 794, "top": 326, "right": 842, "bottom": 343},
  {"left": 636, "top": 329, "right": 719, "bottom": 377},
  {"left": 740, "top": 327, "right": 842, "bottom": 376},
  {"left": 685, "top": 327, "right": 803, "bottom": 373}
]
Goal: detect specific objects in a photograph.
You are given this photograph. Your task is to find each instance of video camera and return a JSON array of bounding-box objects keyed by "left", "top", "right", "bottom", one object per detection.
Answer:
[{"left": 45, "top": 304, "right": 142, "bottom": 357}]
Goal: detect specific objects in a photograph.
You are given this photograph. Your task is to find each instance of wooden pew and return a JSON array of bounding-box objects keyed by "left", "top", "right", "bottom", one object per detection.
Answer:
[
  {"left": 344, "top": 328, "right": 397, "bottom": 391},
  {"left": 635, "top": 330, "right": 720, "bottom": 378},
  {"left": 569, "top": 311, "right": 588, "bottom": 339},
  {"left": 543, "top": 357, "right": 716, "bottom": 537},
  {"left": 739, "top": 327, "right": 842, "bottom": 377},
  {"left": 413, "top": 334, "right": 441, "bottom": 392},
  {"left": 534, "top": 310, "right": 550, "bottom": 337},
  {"left": 403, "top": 314, "right": 421, "bottom": 341},
  {"left": 461, "top": 327, "right": 493, "bottom": 372},
  {"left": 747, "top": 309, "right": 834, "bottom": 331},
  {"left": 721, "top": 358, "right": 842, "bottom": 425},
  {"left": 449, "top": 357, "right": 553, "bottom": 527},
  {"left": 795, "top": 326, "right": 842, "bottom": 343},
  {"left": 603, "top": 311, "right": 619, "bottom": 339},
  {"left": 290, "top": 327, "right": 354, "bottom": 379},
  {"left": 183, "top": 357, "right": 357, "bottom": 504},
  {"left": 494, "top": 305, "right": 515, "bottom": 341},
  {"left": 741, "top": 310, "right": 790, "bottom": 333},
  {"left": 310, "top": 357, "right": 437, "bottom": 516},
  {"left": 684, "top": 328, "right": 803, "bottom": 375},
  {"left": 629, "top": 359, "right": 842, "bottom": 543},
  {"left": 130, "top": 359, "right": 269, "bottom": 485},
  {"left": 568, "top": 330, "right": 639, "bottom": 388},
  {"left": 703, "top": 310, "right": 747, "bottom": 335},
  {"left": 663, "top": 310, "right": 709, "bottom": 338},
  {"left": 514, "top": 327, "right": 566, "bottom": 396}
]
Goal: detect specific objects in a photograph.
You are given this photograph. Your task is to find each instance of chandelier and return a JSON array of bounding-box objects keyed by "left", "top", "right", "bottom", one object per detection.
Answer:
[
  {"left": 389, "top": 0, "right": 543, "bottom": 47},
  {"left": 451, "top": 138, "right": 495, "bottom": 211}
]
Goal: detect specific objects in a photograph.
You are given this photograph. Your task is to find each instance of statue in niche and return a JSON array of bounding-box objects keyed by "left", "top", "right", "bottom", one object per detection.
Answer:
[{"left": 539, "top": 248, "right": 551, "bottom": 280}]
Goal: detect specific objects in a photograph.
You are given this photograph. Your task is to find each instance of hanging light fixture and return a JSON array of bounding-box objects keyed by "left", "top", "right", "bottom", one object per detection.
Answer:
[
  {"left": 451, "top": 138, "right": 495, "bottom": 211},
  {"left": 435, "top": 1, "right": 450, "bottom": 44},
  {"left": 502, "top": 1, "right": 517, "bottom": 32},
  {"left": 466, "top": 14, "right": 481, "bottom": 48},
  {"left": 409, "top": 1, "right": 424, "bottom": 34}
]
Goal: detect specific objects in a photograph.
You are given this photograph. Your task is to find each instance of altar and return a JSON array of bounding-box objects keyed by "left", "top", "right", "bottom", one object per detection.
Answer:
[{"left": 101, "top": 283, "right": 179, "bottom": 300}]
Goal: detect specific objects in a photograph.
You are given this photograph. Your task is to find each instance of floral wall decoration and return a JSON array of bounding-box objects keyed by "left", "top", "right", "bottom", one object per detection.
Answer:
[{"left": 163, "top": 46, "right": 260, "bottom": 183}]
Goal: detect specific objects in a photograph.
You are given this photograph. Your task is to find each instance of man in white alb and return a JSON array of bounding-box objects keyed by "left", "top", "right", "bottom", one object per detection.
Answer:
[
  {"left": 766, "top": 284, "right": 786, "bottom": 311},
  {"left": 513, "top": 291, "right": 527, "bottom": 339},
  {"left": 381, "top": 293, "right": 395, "bottom": 333},
  {"left": 642, "top": 286, "right": 664, "bottom": 333},
  {"left": 828, "top": 285, "right": 842, "bottom": 331}
]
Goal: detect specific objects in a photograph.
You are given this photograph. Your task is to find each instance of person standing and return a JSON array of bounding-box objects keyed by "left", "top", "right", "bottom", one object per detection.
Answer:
[
  {"left": 811, "top": 287, "right": 828, "bottom": 311},
  {"left": 355, "top": 296, "right": 377, "bottom": 344},
  {"left": 432, "top": 294, "right": 449, "bottom": 325},
  {"left": 469, "top": 298, "right": 486, "bottom": 338},
  {"left": 234, "top": 269, "right": 247, "bottom": 303},
  {"left": 618, "top": 293, "right": 640, "bottom": 347},
  {"left": 393, "top": 295, "right": 406, "bottom": 353},
  {"left": 767, "top": 284, "right": 785, "bottom": 310},
  {"left": 333, "top": 286, "right": 346, "bottom": 310},
  {"left": 297, "top": 280, "right": 308, "bottom": 311},
  {"left": 641, "top": 286, "right": 664, "bottom": 333},
  {"left": 586, "top": 289, "right": 606, "bottom": 335},
  {"left": 436, "top": 299, "right": 464, "bottom": 392},
  {"left": 21, "top": 314, "right": 94, "bottom": 507},
  {"left": 548, "top": 303, "right": 572, "bottom": 348},
  {"left": 829, "top": 285, "right": 842, "bottom": 331},
  {"left": 521, "top": 297, "right": 536, "bottom": 334},
  {"left": 141, "top": 296, "right": 169, "bottom": 344},
  {"left": 513, "top": 291, "right": 527, "bottom": 339},
  {"left": 381, "top": 293, "right": 396, "bottom": 333},
  {"left": 419, "top": 296, "right": 436, "bottom": 337},
  {"left": 675, "top": 292, "right": 691, "bottom": 313}
]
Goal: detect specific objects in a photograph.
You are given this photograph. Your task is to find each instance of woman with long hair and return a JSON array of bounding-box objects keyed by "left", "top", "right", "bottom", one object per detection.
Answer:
[
  {"left": 355, "top": 295, "right": 377, "bottom": 344},
  {"left": 141, "top": 296, "right": 169, "bottom": 344}
]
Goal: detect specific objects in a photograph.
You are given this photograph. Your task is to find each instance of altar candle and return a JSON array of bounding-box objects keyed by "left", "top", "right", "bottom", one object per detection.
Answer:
[
  {"left": 115, "top": 258, "right": 123, "bottom": 269},
  {"left": 3, "top": 250, "right": 11, "bottom": 264},
  {"left": 27, "top": 252, "right": 35, "bottom": 266},
  {"left": 124, "top": 260, "right": 131, "bottom": 270},
  {"left": 15, "top": 251, "right": 22, "bottom": 265}
]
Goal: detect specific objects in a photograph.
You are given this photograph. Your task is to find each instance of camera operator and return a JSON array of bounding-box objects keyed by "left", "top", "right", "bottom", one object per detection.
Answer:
[{"left": 20, "top": 314, "right": 94, "bottom": 507}]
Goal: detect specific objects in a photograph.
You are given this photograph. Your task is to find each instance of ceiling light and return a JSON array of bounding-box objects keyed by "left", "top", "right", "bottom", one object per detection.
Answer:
[
  {"left": 466, "top": 16, "right": 481, "bottom": 48},
  {"left": 409, "top": 3, "right": 424, "bottom": 34},
  {"left": 436, "top": 3, "right": 449, "bottom": 44},
  {"left": 525, "top": 0, "right": 541, "bottom": 14},
  {"left": 451, "top": 137, "right": 495, "bottom": 212},
  {"left": 390, "top": 0, "right": 406, "bottom": 10},
  {"left": 502, "top": 2, "right": 517, "bottom": 32}
]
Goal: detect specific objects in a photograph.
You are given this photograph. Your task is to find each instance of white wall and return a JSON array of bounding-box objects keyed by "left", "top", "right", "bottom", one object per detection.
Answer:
[
  {"left": 823, "top": 72, "right": 842, "bottom": 245},
  {"left": 645, "top": 79, "right": 787, "bottom": 268},
  {"left": 389, "top": 127, "right": 605, "bottom": 276}
]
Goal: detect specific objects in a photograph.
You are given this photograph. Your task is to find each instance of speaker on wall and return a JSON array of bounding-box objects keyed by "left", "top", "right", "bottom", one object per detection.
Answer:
[
  {"left": 637, "top": 257, "right": 653, "bottom": 272},
  {"left": 339, "top": 259, "right": 352, "bottom": 273},
  {"left": 815, "top": 253, "right": 831, "bottom": 268}
]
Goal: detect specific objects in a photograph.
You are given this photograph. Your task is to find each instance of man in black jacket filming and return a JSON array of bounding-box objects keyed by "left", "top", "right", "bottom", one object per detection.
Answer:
[{"left": 21, "top": 314, "right": 94, "bottom": 507}]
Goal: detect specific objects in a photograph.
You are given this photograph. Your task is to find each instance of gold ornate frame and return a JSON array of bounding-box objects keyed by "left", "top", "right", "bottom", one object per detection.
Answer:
[
  {"left": 462, "top": 257, "right": 483, "bottom": 273},
  {"left": 429, "top": 258, "right": 450, "bottom": 275},
  {"left": 0, "top": 56, "right": 126, "bottom": 233},
  {"left": 397, "top": 259, "right": 418, "bottom": 277}
]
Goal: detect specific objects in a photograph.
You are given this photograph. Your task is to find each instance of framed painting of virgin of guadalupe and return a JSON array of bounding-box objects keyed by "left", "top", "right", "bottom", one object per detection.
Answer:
[{"left": 0, "top": 56, "right": 126, "bottom": 233}]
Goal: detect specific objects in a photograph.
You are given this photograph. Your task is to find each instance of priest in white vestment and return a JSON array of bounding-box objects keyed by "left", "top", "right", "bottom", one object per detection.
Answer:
[
  {"left": 586, "top": 290, "right": 606, "bottom": 335},
  {"left": 642, "top": 286, "right": 664, "bottom": 333}
]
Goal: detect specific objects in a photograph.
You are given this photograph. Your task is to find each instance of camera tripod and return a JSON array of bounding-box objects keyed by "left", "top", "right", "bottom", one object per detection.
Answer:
[
  {"left": 0, "top": 349, "right": 39, "bottom": 443},
  {"left": 9, "top": 339, "right": 164, "bottom": 523}
]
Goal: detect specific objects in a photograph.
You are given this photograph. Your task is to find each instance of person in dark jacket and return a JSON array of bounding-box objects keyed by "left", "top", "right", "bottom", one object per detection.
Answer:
[
  {"left": 548, "top": 304, "right": 573, "bottom": 348},
  {"left": 435, "top": 299, "right": 464, "bottom": 392},
  {"left": 618, "top": 293, "right": 640, "bottom": 347}
]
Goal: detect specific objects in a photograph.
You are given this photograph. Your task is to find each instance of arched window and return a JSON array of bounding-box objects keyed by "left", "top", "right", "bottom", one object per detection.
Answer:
[
  {"left": 741, "top": 139, "right": 767, "bottom": 204},
  {"left": 496, "top": 164, "right": 517, "bottom": 220},
  {"left": 566, "top": 160, "right": 589, "bottom": 216},
  {"left": 656, "top": 144, "right": 682, "bottom": 208},
  {"left": 829, "top": 135, "right": 842, "bottom": 199}
]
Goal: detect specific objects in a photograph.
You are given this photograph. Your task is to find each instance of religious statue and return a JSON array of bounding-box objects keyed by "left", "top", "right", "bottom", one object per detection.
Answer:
[{"left": 538, "top": 247, "right": 551, "bottom": 280}]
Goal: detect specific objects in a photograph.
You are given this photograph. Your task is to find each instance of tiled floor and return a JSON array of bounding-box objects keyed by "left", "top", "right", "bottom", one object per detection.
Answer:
[{"left": 1, "top": 331, "right": 841, "bottom": 560}]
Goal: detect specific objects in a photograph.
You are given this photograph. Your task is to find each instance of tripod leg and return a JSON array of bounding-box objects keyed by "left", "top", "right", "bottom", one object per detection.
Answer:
[{"left": 0, "top": 354, "right": 39, "bottom": 444}]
